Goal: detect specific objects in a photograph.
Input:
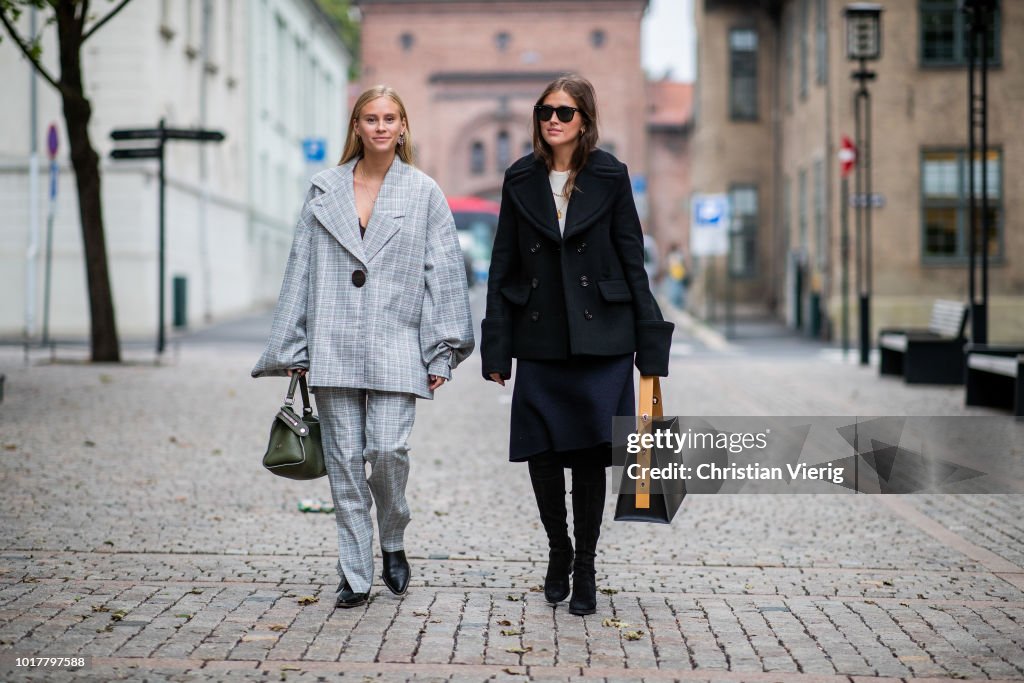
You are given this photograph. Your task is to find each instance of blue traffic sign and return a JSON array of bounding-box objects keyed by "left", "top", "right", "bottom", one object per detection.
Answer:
[{"left": 303, "top": 137, "right": 327, "bottom": 163}]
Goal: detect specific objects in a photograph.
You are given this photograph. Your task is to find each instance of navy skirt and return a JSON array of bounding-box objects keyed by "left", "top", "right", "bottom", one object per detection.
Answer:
[{"left": 509, "top": 354, "right": 635, "bottom": 467}]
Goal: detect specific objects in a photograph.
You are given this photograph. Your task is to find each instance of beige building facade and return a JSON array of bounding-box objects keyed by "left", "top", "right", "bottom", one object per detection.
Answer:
[{"left": 691, "top": 0, "right": 1024, "bottom": 341}]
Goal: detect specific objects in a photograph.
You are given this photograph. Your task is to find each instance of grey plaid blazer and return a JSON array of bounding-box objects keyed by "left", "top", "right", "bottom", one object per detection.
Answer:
[{"left": 252, "top": 158, "right": 475, "bottom": 399}]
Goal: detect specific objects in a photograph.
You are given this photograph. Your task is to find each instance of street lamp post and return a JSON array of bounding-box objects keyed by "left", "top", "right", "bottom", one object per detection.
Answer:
[
  {"left": 962, "top": 0, "right": 995, "bottom": 345},
  {"left": 844, "top": 3, "right": 883, "bottom": 366}
]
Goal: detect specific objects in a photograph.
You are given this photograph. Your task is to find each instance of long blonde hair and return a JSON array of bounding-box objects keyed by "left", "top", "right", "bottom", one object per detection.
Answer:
[{"left": 338, "top": 85, "right": 414, "bottom": 165}]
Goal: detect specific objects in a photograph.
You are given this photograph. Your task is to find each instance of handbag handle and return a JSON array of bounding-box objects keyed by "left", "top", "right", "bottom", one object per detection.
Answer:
[
  {"left": 634, "top": 376, "right": 663, "bottom": 510},
  {"left": 284, "top": 373, "right": 314, "bottom": 416}
]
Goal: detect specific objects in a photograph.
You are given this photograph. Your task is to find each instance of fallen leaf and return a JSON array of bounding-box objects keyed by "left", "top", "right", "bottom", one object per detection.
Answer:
[
  {"left": 174, "top": 613, "right": 192, "bottom": 620},
  {"left": 110, "top": 610, "right": 127, "bottom": 621},
  {"left": 505, "top": 646, "right": 532, "bottom": 654},
  {"left": 501, "top": 628, "right": 522, "bottom": 636},
  {"left": 743, "top": 583, "right": 754, "bottom": 590},
  {"left": 189, "top": 589, "right": 204, "bottom": 595},
  {"left": 3, "top": 444, "right": 17, "bottom": 451},
  {"left": 296, "top": 596, "right": 318, "bottom": 606},
  {"left": 413, "top": 610, "right": 429, "bottom": 617},
  {"left": 602, "top": 618, "right": 629, "bottom": 628},
  {"left": 497, "top": 619, "right": 512, "bottom": 626},
  {"left": 623, "top": 630, "right": 645, "bottom": 641},
  {"left": 268, "top": 624, "right": 288, "bottom": 632},
  {"left": 433, "top": 511, "right": 448, "bottom": 517},
  {"left": 501, "top": 668, "right": 524, "bottom": 676},
  {"left": 91, "top": 605, "right": 110, "bottom": 613},
  {"left": 598, "top": 587, "right": 618, "bottom": 595},
  {"left": 429, "top": 619, "right": 441, "bottom": 623},
  {"left": 528, "top": 586, "right": 543, "bottom": 592},
  {"left": 506, "top": 595, "right": 520, "bottom": 602},
  {"left": 84, "top": 440, "right": 96, "bottom": 447},
  {"left": 211, "top": 449, "right": 223, "bottom": 456}
]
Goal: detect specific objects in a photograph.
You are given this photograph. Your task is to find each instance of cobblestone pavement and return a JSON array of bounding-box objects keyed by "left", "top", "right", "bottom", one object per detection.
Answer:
[{"left": 1, "top": 298, "right": 1022, "bottom": 682}]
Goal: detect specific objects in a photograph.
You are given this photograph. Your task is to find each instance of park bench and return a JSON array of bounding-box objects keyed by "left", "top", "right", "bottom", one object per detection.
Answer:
[
  {"left": 964, "top": 344, "right": 1024, "bottom": 417},
  {"left": 878, "top": 299, "right": 968, "bottom": 384}
]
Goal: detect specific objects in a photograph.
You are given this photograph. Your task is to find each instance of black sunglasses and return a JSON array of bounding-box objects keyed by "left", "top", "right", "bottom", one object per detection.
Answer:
[{"left": 534, "top": 105, "right": 579, "bottom": 123}]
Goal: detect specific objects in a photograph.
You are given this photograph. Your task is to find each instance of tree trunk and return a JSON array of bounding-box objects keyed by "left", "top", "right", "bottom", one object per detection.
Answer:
[{"left": 56, "top": 1, "right": 120, "bottom": 362}]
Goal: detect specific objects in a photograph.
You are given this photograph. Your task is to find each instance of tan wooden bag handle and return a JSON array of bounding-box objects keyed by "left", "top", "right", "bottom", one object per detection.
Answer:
[{"left": 634, "top": 376, "right": 662, "bottom": 509}]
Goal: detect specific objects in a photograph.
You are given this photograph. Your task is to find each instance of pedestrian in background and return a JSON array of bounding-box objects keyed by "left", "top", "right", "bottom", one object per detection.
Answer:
[
  {"left": 481, "top": 75, "right": 674, "bottom": 616},
  {"left": 253, "top": 85, "right": 474, "bottom": 609},
  {"left": 665, "top": 242, "right": 688, "bottom": 309}
]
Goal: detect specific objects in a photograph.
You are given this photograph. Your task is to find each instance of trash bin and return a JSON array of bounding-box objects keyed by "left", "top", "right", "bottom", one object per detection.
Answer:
[{"left": 172, "top": 275, "right": 188, "bottom": 329}]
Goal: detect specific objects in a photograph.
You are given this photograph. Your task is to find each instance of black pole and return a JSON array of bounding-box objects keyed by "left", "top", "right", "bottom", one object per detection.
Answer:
[
  {"left": 854, "top": 78, "right": 869, "bottom": 365},
  {"left": 967, "top": 1, "right": 977, "bottom": 335},
  {"left": 840, "top": 176, "right": 850, "bottom": 357},
  {"left": 158, "top": 117, "right": 167, "bottom": 356},
  {"left": 725, "top": 220, "right": 735, "bottom": 339},
  {"left": 863, "top": 59, "right": 873, "bottom": 366},
  {"left": 979, "top": 1, "right": 989, "bottom": 344}
]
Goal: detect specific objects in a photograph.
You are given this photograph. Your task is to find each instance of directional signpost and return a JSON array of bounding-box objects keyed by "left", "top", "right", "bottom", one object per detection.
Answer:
[{"left": 110, "top": 120, "right": 225, "bottom": 356}]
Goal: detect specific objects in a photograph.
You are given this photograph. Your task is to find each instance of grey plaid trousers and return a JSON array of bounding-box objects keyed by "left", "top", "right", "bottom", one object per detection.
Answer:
[{"left": 315, "top": 387, "right": 416, "bottom": 593}]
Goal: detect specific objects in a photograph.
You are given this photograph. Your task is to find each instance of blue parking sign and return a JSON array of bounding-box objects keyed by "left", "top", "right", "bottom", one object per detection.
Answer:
[
  {"left": 691, "top": 194, "right": 730, "bottom": 256},
  {"left": 302, "top": 138, "right": 326, "bottom": 163}
]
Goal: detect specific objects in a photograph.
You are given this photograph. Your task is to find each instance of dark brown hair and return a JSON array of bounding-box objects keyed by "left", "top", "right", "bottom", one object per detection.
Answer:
[{"left": 531, "top": 74, "right": 599, "bottom": 198}]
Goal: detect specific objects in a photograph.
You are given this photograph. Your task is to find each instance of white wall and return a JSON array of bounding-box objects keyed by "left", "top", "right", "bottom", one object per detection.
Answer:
[{"left": 0, "top": 0, "right": 349, "bottom": 338}]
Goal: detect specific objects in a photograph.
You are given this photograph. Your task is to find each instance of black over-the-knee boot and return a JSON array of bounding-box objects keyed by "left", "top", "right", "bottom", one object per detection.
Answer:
[
  {"left": 568, "top": 461, "right": 606, "bottom": 616},
  {"left": 528, "top": 456, "right": 573, "bottom": 603}
]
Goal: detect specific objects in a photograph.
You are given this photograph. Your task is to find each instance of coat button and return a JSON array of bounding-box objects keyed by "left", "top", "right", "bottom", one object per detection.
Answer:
[
  {"left": 530, "top": 311, "right": 540, "bottom": 322},
  {"left": 531, "top": 277, "right": 539, "bottom": 289},
  {"left": 584, "top": 309, "right": 593, "bottom": 320},
  {"left": 579, "top": 275, "right": 590, "bottom": 287},
  {"left": 352, "top": 270, "right": 367, "bottom": 287},
  {"left": 530, "top": 242, "right": 541, "bottom": 253},
  {"left": 577, "top": 242, "right": 587, "bottom": 254}
]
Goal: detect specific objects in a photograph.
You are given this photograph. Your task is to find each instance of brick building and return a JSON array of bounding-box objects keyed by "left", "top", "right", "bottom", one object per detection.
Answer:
[
  {"left": 646, "top": 80, "right": 694, "bottom": 258},
  {"left": 691, "top": 0, "right": 1024, "bottom": 341},
  {"left": 355, "top": 0, "right": 650, "bottom": 204}
]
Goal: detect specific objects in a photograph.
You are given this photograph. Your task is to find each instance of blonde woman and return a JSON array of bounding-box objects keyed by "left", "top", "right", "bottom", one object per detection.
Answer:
[{"left": 254, "top": 86, "right": 474, "bottom": 608}]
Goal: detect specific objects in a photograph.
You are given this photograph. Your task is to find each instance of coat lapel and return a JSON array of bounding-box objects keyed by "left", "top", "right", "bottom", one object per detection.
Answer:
[
  {"left": 505, "top": 158, "right": 562, "bottom": 243},
  {"left": 362, "top": 159, "right": 407, "bottom": 263},
  {"left": 561, "top": 160, "right": 620, "bottom": 241},
  {"left": 311, "top": 161, "right": 367, "bottom": 266}
]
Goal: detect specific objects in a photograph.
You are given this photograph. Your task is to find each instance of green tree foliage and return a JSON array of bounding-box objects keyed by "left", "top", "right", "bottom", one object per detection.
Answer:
[{"left": 315, "top": 0, "right": 360, "bottom": 80}]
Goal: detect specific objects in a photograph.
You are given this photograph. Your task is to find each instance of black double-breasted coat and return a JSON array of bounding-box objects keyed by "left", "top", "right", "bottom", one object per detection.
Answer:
[{"left": 481, "top": 149, "right": 674, "bottom": 380}]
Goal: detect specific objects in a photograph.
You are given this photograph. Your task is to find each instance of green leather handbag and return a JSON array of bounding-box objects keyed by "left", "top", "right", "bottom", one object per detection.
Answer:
[{"left": 262, "top": 374, "right": 326, "bottom": 480}]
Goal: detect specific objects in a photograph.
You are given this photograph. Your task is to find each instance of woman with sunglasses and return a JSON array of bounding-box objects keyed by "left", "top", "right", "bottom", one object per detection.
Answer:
[{"left": 481, "top": 75, "right": 673, "bottom": 616}]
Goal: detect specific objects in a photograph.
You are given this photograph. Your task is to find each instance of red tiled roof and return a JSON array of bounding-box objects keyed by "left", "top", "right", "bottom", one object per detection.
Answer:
[{"left": 647, "top": 80, "right": 693, "bottom": 128}]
